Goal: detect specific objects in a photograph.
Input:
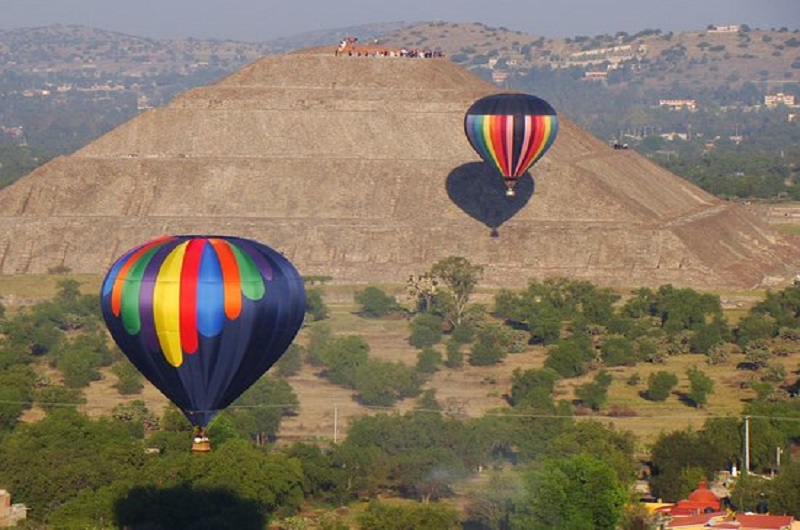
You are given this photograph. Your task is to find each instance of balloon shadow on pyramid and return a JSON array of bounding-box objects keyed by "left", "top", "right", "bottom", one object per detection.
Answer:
[{"left": 446, "top": 162, "right": 535, "bottom": 237}]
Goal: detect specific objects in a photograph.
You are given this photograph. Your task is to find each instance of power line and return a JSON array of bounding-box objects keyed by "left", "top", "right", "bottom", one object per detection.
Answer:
[{"left": 2, "top": 399, "right": 799, "bottom": 422}]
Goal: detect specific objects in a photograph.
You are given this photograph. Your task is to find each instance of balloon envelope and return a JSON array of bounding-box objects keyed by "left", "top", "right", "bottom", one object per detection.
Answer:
[
  {"left": 100, "top": 235, "right": 306, "bottom": 428},
  {"left": 464, "top": 93, "right": 558, "bottom": 194}
]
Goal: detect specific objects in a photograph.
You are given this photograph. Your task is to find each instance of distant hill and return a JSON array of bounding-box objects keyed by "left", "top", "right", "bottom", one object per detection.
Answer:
[{"left": 377, "top": 22, "right": 800, "bottom": 91}]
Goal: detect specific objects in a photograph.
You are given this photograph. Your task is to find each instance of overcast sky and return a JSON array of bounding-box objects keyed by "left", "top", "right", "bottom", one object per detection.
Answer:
[{"left": 1, "top": 0, "right": 798, "bottom": 42}]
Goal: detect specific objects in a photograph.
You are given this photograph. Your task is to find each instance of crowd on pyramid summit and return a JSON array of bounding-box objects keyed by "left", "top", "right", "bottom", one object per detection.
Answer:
[{"left": 335, "top": 36, "right": 445, "bottom": 58}]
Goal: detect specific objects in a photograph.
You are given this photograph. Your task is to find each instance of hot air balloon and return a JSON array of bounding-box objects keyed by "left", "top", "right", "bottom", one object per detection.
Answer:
[
  {"left": 100, "top": 235, "right": 306, "bottom": 452},
  {"left": 464, "top": 92, "right": 559, "bottom": 197}
]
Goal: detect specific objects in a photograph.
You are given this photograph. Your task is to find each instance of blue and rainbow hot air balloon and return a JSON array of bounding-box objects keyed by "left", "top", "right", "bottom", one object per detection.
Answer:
[
  {"left": 464, "top": 92, "right": 559, "bottom": 197},
  {"left": 100, "top": 236, "right": 306, "bottom": 451}
]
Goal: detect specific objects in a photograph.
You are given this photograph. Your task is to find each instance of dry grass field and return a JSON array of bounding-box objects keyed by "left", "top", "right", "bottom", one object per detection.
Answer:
[{"left": 3, "top": 276, "right": 797, "bottom": 448}]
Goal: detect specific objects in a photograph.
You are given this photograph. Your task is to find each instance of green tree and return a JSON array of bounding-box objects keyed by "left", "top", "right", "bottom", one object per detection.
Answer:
[
  {"left": 649, "top": 429, "right": 727, "bottom": 501},
  {"left": 355, "top": 286, "right": 400, "bottom": 317},
  {"left": 600, "top": 335, "right": 637, "bottom": 366},
  {"left": 416, "top": 347, "right": 442, "bottom": 374},
  {"left": 112, "top": 358, "right": 144, "bottom": 394},
  {"left": 575, "top": 370, "right": 613, "bottom": 411},
  {"left": 354, "top": 359, "right": 422, "bottom": 407},
  {"left": 274, "top": 343, "right": 304, "bottom": 377},
  {"left": 358, "top": 500, "right": 460, "bottom": 530},
  {"left": 305, "top": 287, "right": 329, "bottom": 321},
  {"left": 686, "top": 366, "right": 714, "bottom": 408},
  {"left": 36, "top": 384, "right": 85, "bottom": 414},
  {"left": 430, "top": 256, "right": 484, "bottom": 325},
  {"left": 228, "top": 375, "right": 299, "bottom": 446},
  {"left": 320, "top": 335, "right": 370, "bottom": 387},
  {"left": 409, "top": 313, "right": 443, "bottom": 348},
  {"left": 470, "top": 324, "right": 510, "bottom": 366},
  {"left": 768, "top": 461, "right": 800, "bottom": 517},
  {"left": 111, "top": 399, "right": 159, "bottom": 437},
  {"left": 0, "top": 408, "right": 145, "bottom": 521},
  {"left": 544, "top": 334, "right": 595, "bottom": 378},
  {"left": 510, "top": 454, "right": 627, "bottom": 530},
  {"left": 646, "top": 371, "right": 678, "bottom": 401},
  {"left": 509, "top": 368, "right": 560, "bottom": 409},
  {"left": 305, "top": 322, "right": 332, "bottom": 366},
  {"left": 0, "top": 364, "right": 36, "bottom": 431}
]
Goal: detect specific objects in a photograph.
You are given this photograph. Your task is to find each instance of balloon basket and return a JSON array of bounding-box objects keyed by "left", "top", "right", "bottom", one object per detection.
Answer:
[
  {"left": 192, "top": 439, "right": 211, "bottom": 453},
  {"left": 192, "top": 436, "right": 211, "bottom": 453},
  {"left": 505, "top": 188, "right": 516, "bottom": 197}
]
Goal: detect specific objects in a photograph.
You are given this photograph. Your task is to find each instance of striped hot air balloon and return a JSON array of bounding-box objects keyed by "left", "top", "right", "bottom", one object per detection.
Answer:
[
  {"left": 100, "top": 236, "right": 306, "bottom": 451},
  {"left": 464, "top": 92, "right": 559, "bottom": 196}
]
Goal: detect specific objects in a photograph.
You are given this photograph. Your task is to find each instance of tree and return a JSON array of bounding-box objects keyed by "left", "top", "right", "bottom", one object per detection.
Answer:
[
  {"left": 510, "top": 454, "right": 627, "bottom": 530},
  {"left": 353, "top": 359, "right": 423, "bottom": 407},
  {"left": 768, "top": 461, "right": 800, "bottom": 517},
  {"left": 544, "top": 334, "right": 595, "bottom": 378},
  {"left": 465, "top": 473, "right": 521, "bottom": 530},
  {"left": 409, "top": 313, "right": 443, "bottom": 348},
  {"left": 320, "top": 335, "right": 370, "bottom": 387},
  {"left": 470, "top": 324, "right": 510, "bottom": 366},
  {"left": 600, "top": 335, "right": 637, "bottom": 366},
  {"left": 305, "top": 322, "right": 332, "bottom": 366},
  {"left": 430, "top": 256, "right": 484, "bottom": 326},
  {"left": 112, "top": 358, "right": 144, "bottom": 394},
  {"left": 274, "top": 343, "right": 304, "bottom": 377},
  {"left": 646, "top": 371, "right": 678, "bottom": 401},
  {"left": 416, "top": 347, "right": 442, "bottom": 374},
  {"left": 509, "top": 368, "right": 560, "bottom": 409},
  {"left": 407, "top": 273, "right": 439, "bottom": 313},
  {"left": 649, "top": 429, "right": 727, "bottom": 501},
  {"left": 358, "top": 500, "right": 460, "bottom": 530},
  {"left": 228, "top": 375, "right": 299, "bottom": 446},
  {"left": 0, "top": 364, "right": 36, "bottom": 431},
  {"left": 575, "top": 370, "right": 613, "bottom": 411},
  {"left": 305, "top": 287, "right": 329, "bottom": 321},
  {"left": 686, "top": 366, "right": 714, "bottom": 407},
  {"left": 355, "top": 286, "right": 400, "bottom": 317}
]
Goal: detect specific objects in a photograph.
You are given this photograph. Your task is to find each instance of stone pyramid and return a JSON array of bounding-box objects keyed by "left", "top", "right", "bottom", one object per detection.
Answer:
[{"left": 0, "top": 49, "right": 796, "bottom": 289}]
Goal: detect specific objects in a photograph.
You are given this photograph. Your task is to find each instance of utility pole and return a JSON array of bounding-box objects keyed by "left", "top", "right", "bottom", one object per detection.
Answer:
[
  {"left": 744, "top": 415, "right": 750, "bottom": 475},
  {"left": 333, "top": 404, "right": 338, "bottom": 444}
]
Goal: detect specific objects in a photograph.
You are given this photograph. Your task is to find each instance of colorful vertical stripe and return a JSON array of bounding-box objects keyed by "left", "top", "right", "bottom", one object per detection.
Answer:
[
  {"left": 102, "top": 236, "right": 269, "bottom": 367},
  {"left": 464, "top": 92, "right": 559, "bottom": 188}
]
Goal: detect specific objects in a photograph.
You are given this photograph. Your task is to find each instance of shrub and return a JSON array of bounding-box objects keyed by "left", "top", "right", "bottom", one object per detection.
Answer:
[
  {"left": 646, "top": 371, "right": 678, "bottom": 401},
  {"left": 416, "top": 347, "right": 442, "bottom": 374},
  {"left": 354, "top": 286, "right": 400, "bottom": 318},
  {"left": 409, "top": 314, "right": 443, "bottom": 348}
]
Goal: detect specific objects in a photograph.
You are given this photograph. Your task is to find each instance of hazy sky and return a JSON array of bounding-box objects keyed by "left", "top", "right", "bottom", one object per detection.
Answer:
[{"left": 1, "top": 0, "right": 798, "bottom": 42}]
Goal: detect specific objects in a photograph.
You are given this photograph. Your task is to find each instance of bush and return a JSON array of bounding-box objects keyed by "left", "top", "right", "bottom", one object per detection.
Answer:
[
  {"left": 112, "top": 359, "right": 144, "bottom": 394},
  {"left": 355, "top": 286, "right": 400, "bottom": 318},
  {"left": 409, "top": 314, "right": 443, "bottom": 348},
  {"left": 305, "top": 288, "right": 329, "bottom": 321},
  {"left": 469, "top": 325, "right": 510, "bottom": 366},
  {"left": 274, "top": 343, "right": 304, "bottom": 377},
  {"left": 445, "top": 339, "right": 464, "bottom": 368},
  {"left": 416, "top": 347, "right": 442, "bottom": 374},
  {"left": 646, "top": 371, "right": 678, "bottom": 401}
]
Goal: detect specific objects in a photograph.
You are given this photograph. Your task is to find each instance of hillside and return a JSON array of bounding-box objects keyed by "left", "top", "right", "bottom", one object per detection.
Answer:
[{"left": 379, "top": 22, "right": 800, "bottom": 90}]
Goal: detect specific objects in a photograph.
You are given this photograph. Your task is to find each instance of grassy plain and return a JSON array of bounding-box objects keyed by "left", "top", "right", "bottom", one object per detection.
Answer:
[{"left": 2, "top": 275, "right": 797, "bottom": 448}]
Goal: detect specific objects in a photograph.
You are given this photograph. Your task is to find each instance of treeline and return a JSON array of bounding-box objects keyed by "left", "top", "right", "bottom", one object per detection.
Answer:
[{"left": 1, "top": 262, "right": 800, "bottom": 527}]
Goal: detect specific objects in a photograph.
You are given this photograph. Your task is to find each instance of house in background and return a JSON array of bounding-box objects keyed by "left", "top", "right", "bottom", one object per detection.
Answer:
[{"left": 0, "top": 490, "right": 26, "bottom": 528}]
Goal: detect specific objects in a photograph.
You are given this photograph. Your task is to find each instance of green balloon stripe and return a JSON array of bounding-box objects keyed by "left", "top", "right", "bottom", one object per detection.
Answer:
[
  {"left": 231, "top": 244, "right": 265, "bottom": 300},
  {"left": 121, "top": 245, "right": 162, "bottom": 335}
]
